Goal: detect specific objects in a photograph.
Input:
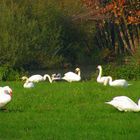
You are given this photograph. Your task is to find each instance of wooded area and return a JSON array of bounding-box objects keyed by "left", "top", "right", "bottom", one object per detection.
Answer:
[{"left": 0, "top": 0, "right": 139, "bottom": 79}]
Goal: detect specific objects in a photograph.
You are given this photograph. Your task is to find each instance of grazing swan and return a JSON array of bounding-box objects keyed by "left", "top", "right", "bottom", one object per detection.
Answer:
[
  {"left": 21, "top": 74, "right": 52, "bottom": 83},
  {"left": 97, "top": 65, "right": 109, "bottom": 84},
  {"left": 23, "top": 80, "right": 34, "bottom": 88},
  {"left": 62, "top": 68, "right": 81, "bottom": 82},
  {"left": 105, "top": 96, "right": 140, "bottom": 112},
  {"left": 0, "top": 86, "right": 12, "bottom": 108},
  {"left": 104, "top": 76, "right": 129, "bottom": 87}
]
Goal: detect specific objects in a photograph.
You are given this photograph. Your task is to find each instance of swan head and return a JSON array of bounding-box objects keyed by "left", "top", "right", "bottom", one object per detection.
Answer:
[
  {"left": 97, "top": 65, "right": 101, "bottom": 69},
  {"left": 52, "top": 73, "right": 61, "bottom": 79},
  {"left": 21, "top": 76, "right": 28, "bottom": 81},
  {"left": 75, "top": 68, "right": 80, "bottom": 76},
  {"left": 138, "top": 99, "right": 140, "bottom": 107},
  {"left": 52, "top": 74, "right": 56, "bottom": 78},
  {"left": 4, "top": 86, "right": 12, "bottom": 96},
  {"left": 75, "top": 68, "right": 80, "bottom": 72}
]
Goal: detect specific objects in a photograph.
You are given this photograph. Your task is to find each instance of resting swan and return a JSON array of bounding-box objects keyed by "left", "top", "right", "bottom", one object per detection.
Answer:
[
  {"left": 62, "top": 68, "right": 81, "bottom": 82},
  {"left": 97, "top": 65, "right": 109, "bottom": 84},
  {"left": 21, "top": 74, "right": 52, "bottom": 83},
  {"left": 105, "top": 96, "right": 140, "bottom": 112},
  {"left": 104, "top": 76, "right": 129, "bottom": 87},
  {"left": 23, "top": 80, "right": 34, "bottom": 88}
]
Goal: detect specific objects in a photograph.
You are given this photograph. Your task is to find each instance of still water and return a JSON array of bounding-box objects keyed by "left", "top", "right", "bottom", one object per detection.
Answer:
[{"left": 29, "top": 65, "right": 97, "bottom": 81}]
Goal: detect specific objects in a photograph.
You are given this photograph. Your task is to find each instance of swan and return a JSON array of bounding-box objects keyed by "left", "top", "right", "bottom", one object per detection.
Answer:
[
  {"left": 23, "top": 80, "right": 34, "bottom": 88},
  {"left": 97, "top": 65, "right": 109, "bottom": 84},
  {"left": 104, "top": 76, "right": 129, "bottom": 87},
  {"left": 105, "top": 96, "right": 140, "bottom": 112},
  {"left": 21, "top": 74, "right": 52, "bottom": 83},
  {"left": 62, "top": 68, "right": 81, "bottom": 82},
  {"left": 51, "top": 73, "right": 62, "bottom": 81},
  {"left": 0, "top": 86, "right": 12, "bottom": 108}
]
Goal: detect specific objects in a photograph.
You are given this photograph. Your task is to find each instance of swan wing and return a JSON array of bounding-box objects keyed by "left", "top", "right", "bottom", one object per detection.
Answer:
[
  {"left": 111, "top": 79, "right": 128, "bottom": 86},
  {"left": 113, "top": 96, "right": 130, "bottom": 101},
  {"left": 63, "top": 72, "right": 81, "bottom": 82},
  {"left": 24, "top": 82, "right": 34, "bottom": 88},
  {"left": 64, "top": 72, "right": 75, "bottom": 76},
  {"left": 113, "top": 96, "right": 137, "bottom": 107},
  {"left": 29, "top": 75, "right": 43, "bottom": 82},
  {"left": 0, "top": 94, "right": 11, "bottom": 108},
  {"left": 106, "top": 96, "right": 138, "bottom": 111}
]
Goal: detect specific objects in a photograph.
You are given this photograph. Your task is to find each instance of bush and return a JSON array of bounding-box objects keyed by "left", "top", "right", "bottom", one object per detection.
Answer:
[
  {"left": 103, "top": 64, "right": 140, "bottom": 80},
  {"left": 0, "top": 67, "right": 28, "bottom": 81},
  {"left": 0, "top": 1, "right": 90, "bottom": 70}
]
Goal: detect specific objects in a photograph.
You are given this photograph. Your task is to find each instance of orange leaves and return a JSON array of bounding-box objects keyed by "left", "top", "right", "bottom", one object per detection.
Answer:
[
  {"left": 81, "top": 0, "right": 140, "bottom": 25},
  {"left": 127, "top": 10, "right": 140, "bottom": 24},
  {"left": 82, "top": 0, "right": 99, "bottom": 9},
  {"left": 117, "top": 0, "right": 125, "bottom": 7}
]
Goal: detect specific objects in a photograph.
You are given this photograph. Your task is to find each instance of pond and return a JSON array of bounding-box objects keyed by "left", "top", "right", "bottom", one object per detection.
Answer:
[{"left": 29, "top": 65, "right": 98, "bottom": 81}]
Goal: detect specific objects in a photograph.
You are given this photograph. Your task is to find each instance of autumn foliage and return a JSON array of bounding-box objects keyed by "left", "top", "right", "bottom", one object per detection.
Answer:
[
  {"left": 73, "top": 0, "right": 140, "bottom": 57},
  {"left": 80, "top": 0, "right": 140, "bottom": 24}
]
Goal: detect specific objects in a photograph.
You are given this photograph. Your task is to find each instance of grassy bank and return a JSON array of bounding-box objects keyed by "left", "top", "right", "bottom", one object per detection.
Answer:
[{"left": 0, "top": 81, "right": 140, "bottom": 140}]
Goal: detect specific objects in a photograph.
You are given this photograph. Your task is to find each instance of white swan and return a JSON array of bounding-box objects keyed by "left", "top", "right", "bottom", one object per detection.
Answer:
[
  {"left": 105, "top": 96, "right": 140, "bottom": 112},
  {"left": 23, "top": 80, "right": 34, "bottom": 88},
  {"left": 97, "top": 65, "right": 109, "bottom": 84},
  {"left": 21, "top": 74, "right": 52, "bottom": 83},
  {"left": 62, "top": 68, "right": 81, "bottom": 82},
  {"left": 0, "top": 86, "right": 12, "bottom": 108},
  {"left": 104, "top": 76, "right": 129, "bottom": 87}
]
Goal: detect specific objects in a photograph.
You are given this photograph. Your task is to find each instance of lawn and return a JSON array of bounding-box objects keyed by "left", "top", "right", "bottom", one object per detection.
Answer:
[{"left": 0, "top": 80, "right": 140, "bottom": 140}]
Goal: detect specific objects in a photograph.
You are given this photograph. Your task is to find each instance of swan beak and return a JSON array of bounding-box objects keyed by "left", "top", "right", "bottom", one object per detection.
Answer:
[
  {"left": 10, "top": 91, "right": 12, "bottom": 96},
  {"left": 9, "top": 90, "right": 12, "bottom": 96}
]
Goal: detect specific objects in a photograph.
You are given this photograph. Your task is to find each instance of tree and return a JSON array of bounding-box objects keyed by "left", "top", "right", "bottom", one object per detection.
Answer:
[{"left": 73, "top": 0, "right": 140, "bottom": 56}]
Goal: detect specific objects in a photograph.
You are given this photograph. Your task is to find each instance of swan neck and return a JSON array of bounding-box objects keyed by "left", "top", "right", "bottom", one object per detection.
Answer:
[
  {"left": 108, "top": 77, "right": 112, "bottom": 85},
  {"left": 98, "top": 67, "right": 102, "bottom": 79},
  {"left": 138, "top": 99, "right": 140, "bottom": 108},
  {"left": 77, "top": 71, "right": 81, "bottom": 76},
  {"left": 44, "top": 74, "right": 52, "bottom": 83}
]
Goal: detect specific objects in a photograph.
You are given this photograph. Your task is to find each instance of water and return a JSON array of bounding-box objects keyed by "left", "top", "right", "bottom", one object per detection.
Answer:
[{"left": 29, "top": 65, "right": 97, "bottom": 81}]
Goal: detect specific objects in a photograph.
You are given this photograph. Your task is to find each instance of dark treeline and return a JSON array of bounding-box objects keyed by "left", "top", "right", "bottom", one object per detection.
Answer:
[{"left": 0, "top": 0, "right": 97, "bottom": 71}]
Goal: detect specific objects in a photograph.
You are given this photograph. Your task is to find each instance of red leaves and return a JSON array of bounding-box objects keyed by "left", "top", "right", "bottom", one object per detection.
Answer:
[{"left": 81, "top": 0, "right": 140, "bottom": 24}]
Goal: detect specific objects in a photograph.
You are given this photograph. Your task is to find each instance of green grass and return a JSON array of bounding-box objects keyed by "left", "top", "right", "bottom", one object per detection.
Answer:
[{"left": 0, "top": 81, "right": 140, "bottom": 140}]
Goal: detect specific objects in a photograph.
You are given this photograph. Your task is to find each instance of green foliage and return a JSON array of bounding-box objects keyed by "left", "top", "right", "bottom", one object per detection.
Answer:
[
  {"left": 103, "top": 64, "right": 140, "bottom": 80},
  {"left": 0, "top": 0, "right": 92, "bottom": 70},
  {"left": 0, "top": 67, "right": 27, "bottom": 81}
]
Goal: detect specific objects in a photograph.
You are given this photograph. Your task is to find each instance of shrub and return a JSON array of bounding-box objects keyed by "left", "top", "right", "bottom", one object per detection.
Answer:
[
  {"left": 0, "top": 67, "right": 28, "bottom": 81},
  {"left": 103, "top": 64, "right": 140, "bottom": 80},
  {"left": 0, "top": 1, "right": 90, "bottom": 70}
]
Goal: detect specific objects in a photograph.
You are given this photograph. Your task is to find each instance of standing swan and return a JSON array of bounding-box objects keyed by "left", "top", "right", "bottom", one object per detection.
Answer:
[
  {"left": 105, "top": 96, "right": 140, "bottom": 112},
  {"left": 62, "top": 68, "right": 81, "bottom": 82},
  {"left": 22, "top": 74, "right": 52, "bottom": 83},
  {"left": 97, "top": 65, "right": 108, "bottom": 83},
  {"left": 104, "top": 76, "right": 129, "bottom": 87}
]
